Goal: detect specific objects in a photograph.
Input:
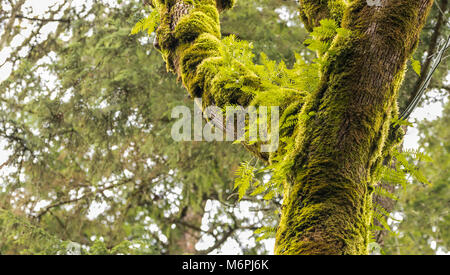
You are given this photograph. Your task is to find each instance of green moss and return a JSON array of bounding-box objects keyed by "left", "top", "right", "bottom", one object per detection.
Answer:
[
  {"left": 251, "top": 88, "right": 306, "bottom": 111},
  {"left": 154, "top": 0, "right": 254, "bottom": 107},
  {"left": 174, "top": 10, "right": 220, "bottom": 42},
  {"left": 275, "top": 169, "right": 372, "bottom": 255},
  {"left": 179, "top": 33, "right": 222, "bottom": 95},
  {"left": 327, "top": 0, "right": 346, "bottom": 25}
]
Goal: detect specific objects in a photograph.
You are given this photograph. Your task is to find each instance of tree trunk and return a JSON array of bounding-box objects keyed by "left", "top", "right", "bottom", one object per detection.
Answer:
[{"left": 274, "top": 0, "right": 434, "bottom": 254}]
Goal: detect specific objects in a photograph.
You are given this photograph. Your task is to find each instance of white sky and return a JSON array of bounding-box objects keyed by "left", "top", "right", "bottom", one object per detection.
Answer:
[
  {"left": 403, "top": 90, "right": 448, "bottom": 150},
  {"left": 0, "top": 0, "right": 448, "bottom": 255}
]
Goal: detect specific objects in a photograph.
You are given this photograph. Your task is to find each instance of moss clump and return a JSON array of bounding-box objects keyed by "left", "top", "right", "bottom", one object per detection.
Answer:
[
  {"left": 154, "top": 0, "right": 254, "bottom": 107},
  {"left": 327, "top": 0, "right": 346, "bottom": 26},
  {"left": 174, "top": 10, "right": 221, "bottom": 42}
]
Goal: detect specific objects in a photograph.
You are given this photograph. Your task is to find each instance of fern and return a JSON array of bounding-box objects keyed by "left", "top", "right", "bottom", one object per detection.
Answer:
[
  {"left": 130, "top": 9, "right": 160, "bottom": 36},
  {"left": 234, "top": 161, "right": 257, "bottom": 200},
  {"left": 371, "top": 147, "right": 433, "bottom": 236},
  {"left": 222, "top": 34, "right": 255, "bottom": 66},
  {"left": 372, "top": 206, "right": 391, "bottom": 231},
  {"left": 410, "top": 57, "right": 422, "bottom": 76},
  {"left": 368, "top": 231, "right": 383, "bottom": 254},
  {"left": 374, "top": 185, "right": 399, "bottom": 201},
  {"left": 391, "top": 116, "right": 414, "bottom": 128},
  {"left": 254, "top": 226, "right": 277, "bottom": 241},
  {"left": 394, "top": 149, "right": 432, "bottom": 185},
  {"left": 304, "top": 19, "right": 351, "bottom": 62}
]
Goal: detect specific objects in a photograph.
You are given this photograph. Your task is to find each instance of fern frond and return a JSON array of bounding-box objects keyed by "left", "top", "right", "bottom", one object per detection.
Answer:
[
  {"left": 130, "top": 9, "right": 160, "bottom": 36},
  {"left": 254, "top": 226, "right": 277, "bottom": 241},
  {"left": 234, "top": 161, "right": 257, "bottom": 200},
  {"left": 374, "top": 185, "right": 399, "bottom": 201}
]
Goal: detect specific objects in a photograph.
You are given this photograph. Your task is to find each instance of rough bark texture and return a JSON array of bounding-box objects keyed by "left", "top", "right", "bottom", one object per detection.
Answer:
[{"left": 148, "top": 0, "right": 434, "bottom": 254}]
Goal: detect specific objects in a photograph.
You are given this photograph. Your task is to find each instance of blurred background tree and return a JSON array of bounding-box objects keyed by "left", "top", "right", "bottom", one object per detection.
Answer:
[
  {"left": 0, "top": 0, "right": 448, "bottom": 254},
  {"left": 383, "top": 99, "right": 450, "bottom": 255}
]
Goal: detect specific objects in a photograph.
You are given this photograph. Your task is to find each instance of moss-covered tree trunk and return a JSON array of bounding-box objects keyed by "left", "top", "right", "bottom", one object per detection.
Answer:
[
  {"left": 275, "top": 0, "right": 434, "bottom": 254},
  {"left": 147, "top": 0, "right": 434, "bottom": 255}
]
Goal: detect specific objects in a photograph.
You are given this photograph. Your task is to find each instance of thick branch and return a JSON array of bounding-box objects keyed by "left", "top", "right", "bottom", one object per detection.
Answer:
[{"left": 152, "top": 0, "right": 305, "bottom": 162}]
